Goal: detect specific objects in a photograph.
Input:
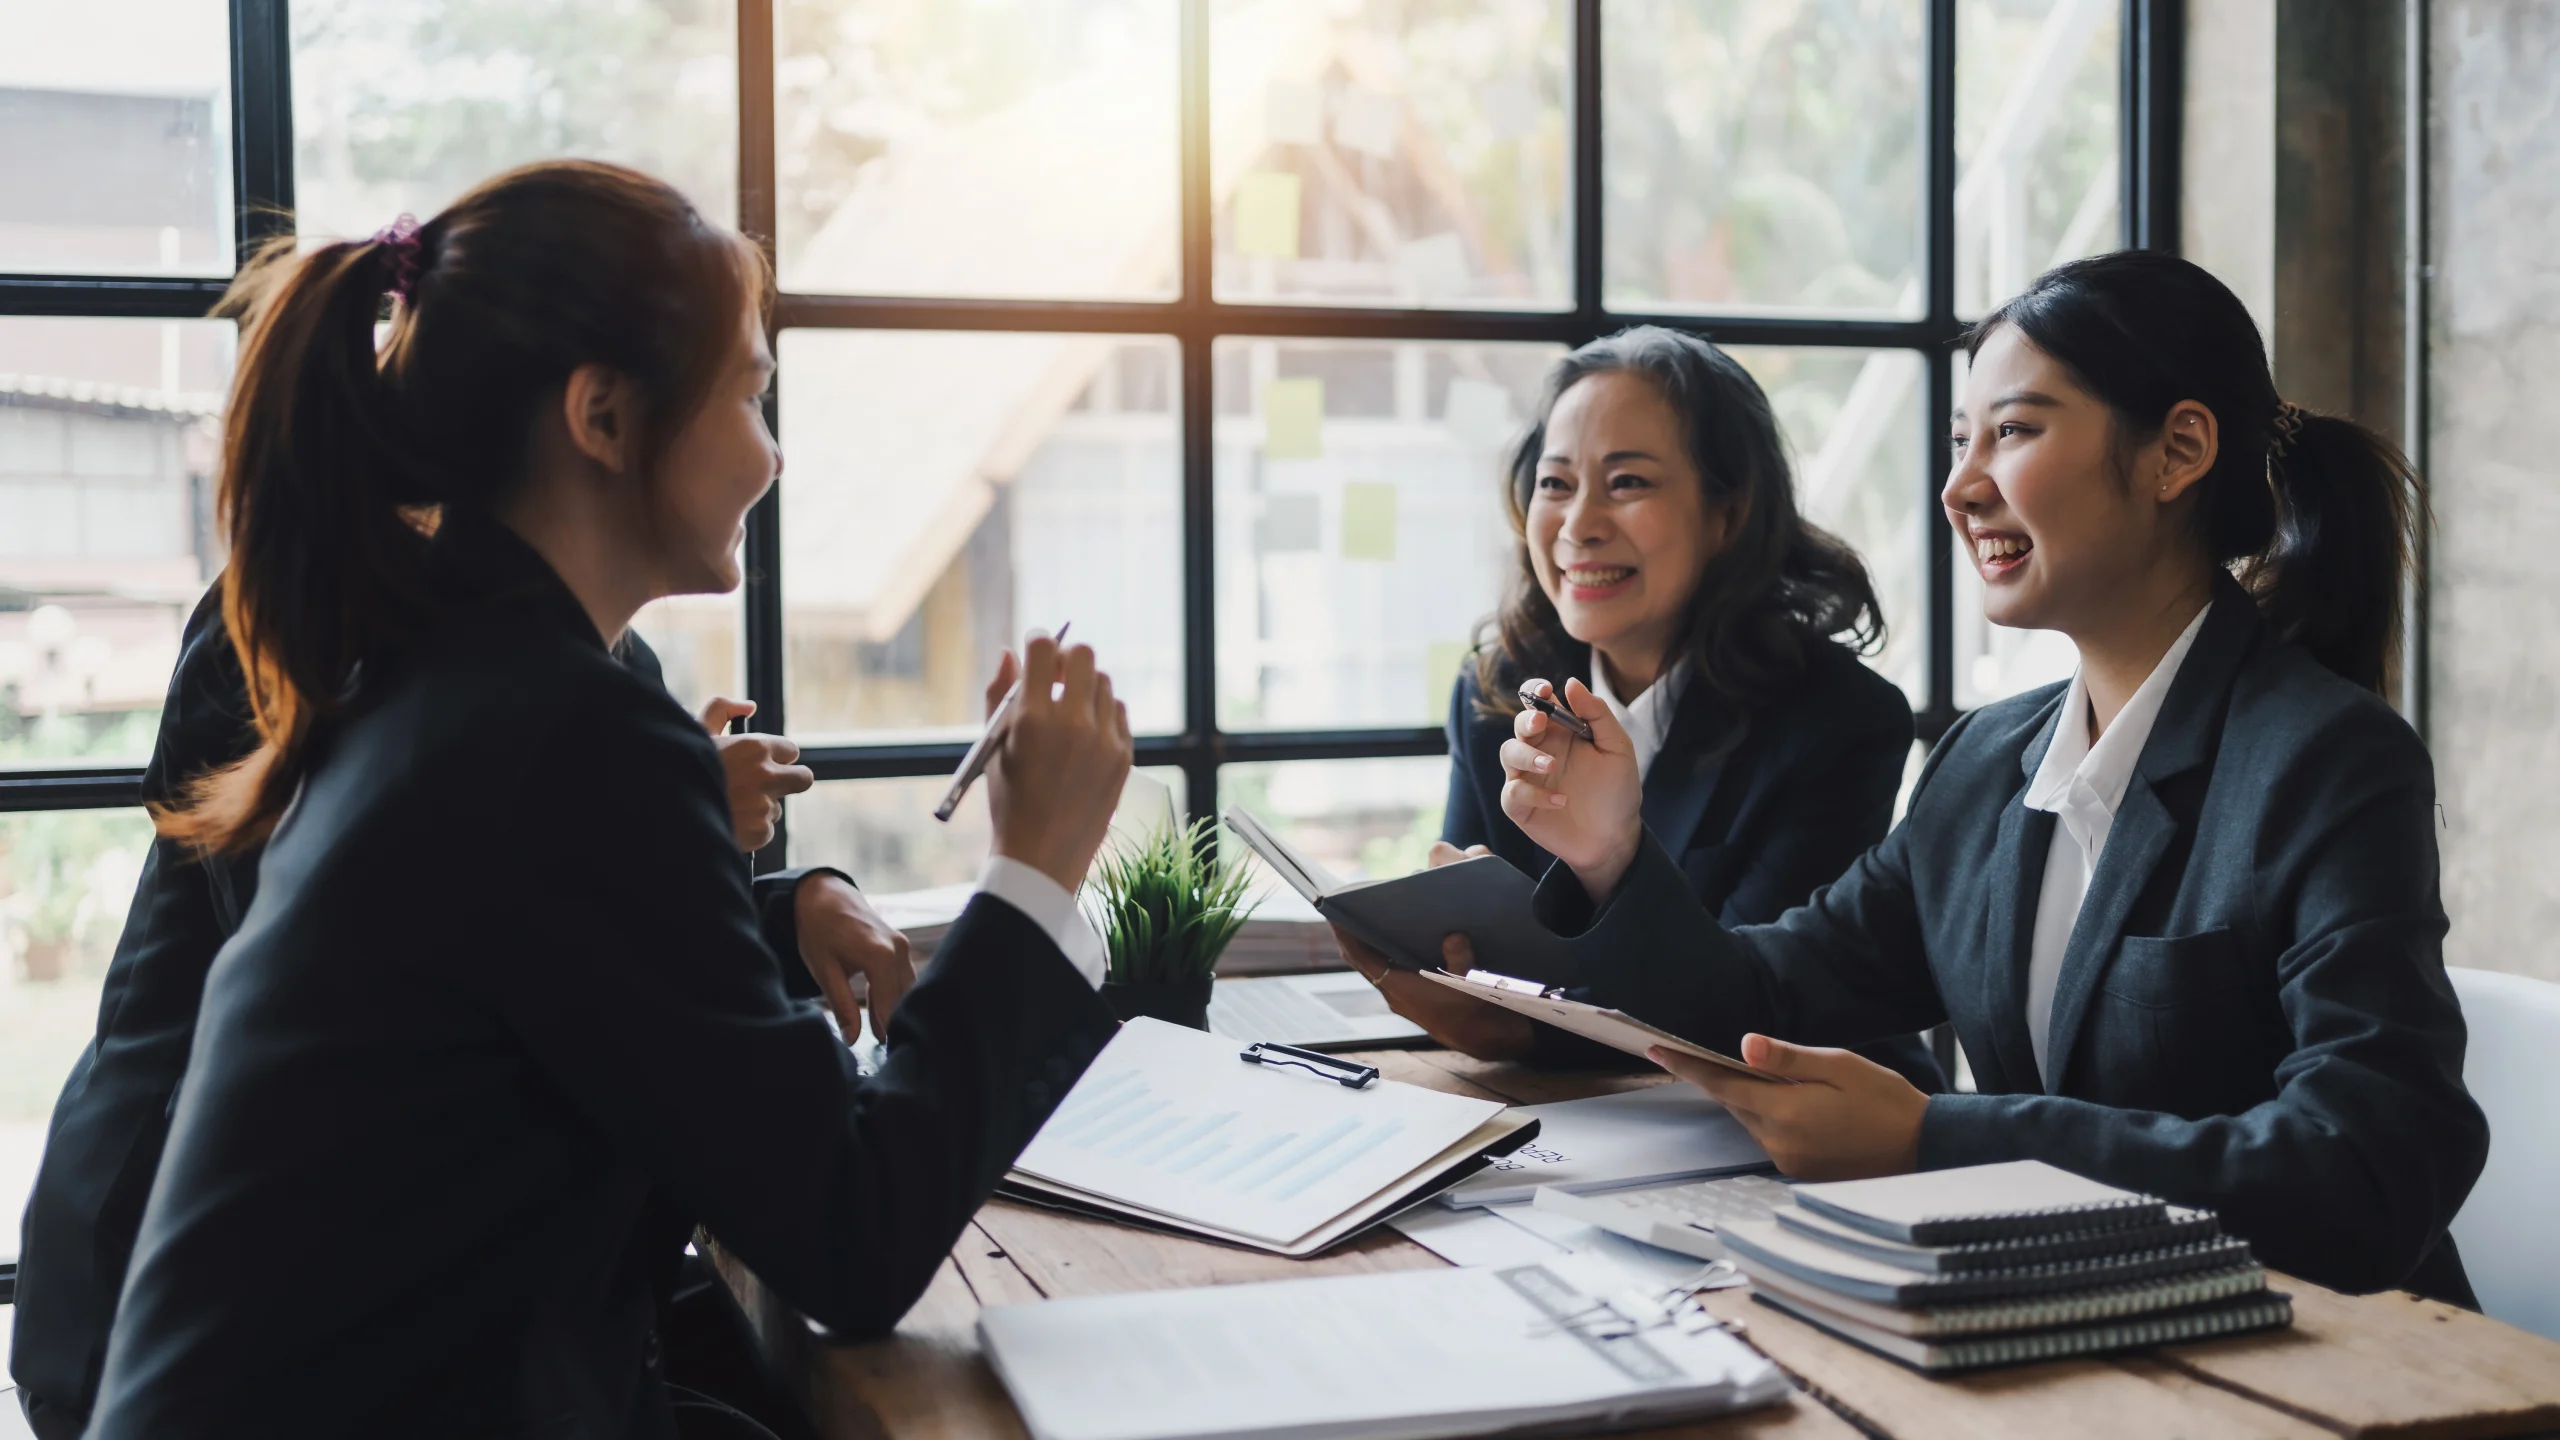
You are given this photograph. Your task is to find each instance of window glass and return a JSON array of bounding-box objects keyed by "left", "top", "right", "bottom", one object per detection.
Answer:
[
  {"left": 1209, "top": 0, "right": 1570, "bottom": 310},
  {"left": 789, "top": 767, "right": 1186, "bottom": 898},
  {"left": 2, "top": 807, "right": 158, "bottom": 1241},
  {"left": 1955, "top": 0, "right": 2122, "bottom": 317},
  {"left": 777, "top": 330, "right": 1183, "bottom": 742},
  {"left": 1603, "top": 0, "right": 1925, "bottom": 316},
  {"left": 775, "top": 0, "right": 1177, "bottom": 300},
  {"left": 1726, "top": 346, "right": 1928, "bottom": 705},
  {"left": 1213, "top": 337, "right": 1560, "bottom": 731},
  {"left": 0, "top": 1, "right": 234, "bottom": 275},
  {"left": 290, "top": 0, "right": 738, "bottom": 240},
  {"left": 0, "top": 317, "right": 235, "bottom": 768},
  {"left": 1217, "top": 756, "right": 1448, "bottom": 887}
]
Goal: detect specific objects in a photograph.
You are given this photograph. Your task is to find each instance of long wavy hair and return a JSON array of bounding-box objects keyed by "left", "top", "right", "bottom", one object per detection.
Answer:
[{"left": 1473, "top": 326, "right": 1884, "bottom": 717}]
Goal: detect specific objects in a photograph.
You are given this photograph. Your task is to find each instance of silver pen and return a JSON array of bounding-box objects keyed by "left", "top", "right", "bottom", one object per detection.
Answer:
[
  {"left": 1516, "top": 678, "right": 1596, "bottom": 744},
  {"left": 935, "top": 623, "right": 1070, "bottom": 822}
]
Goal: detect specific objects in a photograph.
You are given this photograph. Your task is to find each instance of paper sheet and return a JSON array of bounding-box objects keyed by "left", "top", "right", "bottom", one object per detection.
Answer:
[
  {"left": 1266, "top": 80, "right": 1323, "bottom": 145},
  {"left": 1262, "top": 376, "right": 1324, "bottom": 460},
  {"left": 1234, "top": 170, "right": 1302, "bottom": 259},
  {"left": 1256, "top": 491, "right": 1320, "bottom": 553},
  {"left": 1426, "top": 640, "right": 1471, "bottom": 713},
  {"left": 1334, "top": 87, "right": 1401, "bottom": 158},
  {"left": 1013, "top": 1018, "right": 1504, "bottom": 1246},
  {"left": 1340, "top": 481, "right": 1397, "bottom": 561},
  {"left": 1443, "top": 375, "right": 1517, "bottom": 450}
]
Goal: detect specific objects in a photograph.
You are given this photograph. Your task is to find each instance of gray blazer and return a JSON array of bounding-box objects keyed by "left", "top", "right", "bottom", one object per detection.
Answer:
[{"left": 1535, "top": 574, "right": 2486, "bottom": 1304}]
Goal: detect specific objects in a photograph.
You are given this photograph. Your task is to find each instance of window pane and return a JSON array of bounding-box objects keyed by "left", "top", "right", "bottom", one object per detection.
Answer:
[
  {"left": 1209, "top": 0, "right": 1570, "bottom": 310},
  {"left": 1955, "top": 0, "right": 2122, "bottom": 317},
  {"left": 1603, "top": 0, "right": 1925, "bottom": 316},
  {"left": 1, "top": 317, "right": 235, "bottom": 768},
  {"left": 291, "top": 0, "right": 739, "bottom": 239},
  {"left": 1726, "top": 346, "right": 1927, "bottom": 705},
  {"left": 1213, "top": 337, "right": 1560, "bottom": 731},
  {"left": 789, "top": 767, "right": 1186, "bottom": 896},
  {"left": 0, "top": 2, "right": 234, "bottom": 275},
  {"left": 779, "top": 331, "right": 1182, "bottom": 742},
  {"left": 1218, "top": 757, "right": 1447, "bottom": 885},
  {"left": 2, "top": 807, "right": 158, "bottom": 1245},
  {"left": 630, "top": 593, "right": 742, "bottom": 722},
  {"left": 776, "top": 0, "right": 1177, "bottom": 300}
]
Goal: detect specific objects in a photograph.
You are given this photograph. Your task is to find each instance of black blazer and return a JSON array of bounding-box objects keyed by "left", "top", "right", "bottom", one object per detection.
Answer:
[
  {"left": 84, "top": 517, "right": 1119, "bottom": 1440},
  {"left": 1536, "top": 576, "right": 2487, "bottom": 1303},
  {"left": 1445, "top": 638, "right": 1941, "bottom": 1088},
  {"left": 9, "top": 595, "right": 825, "bottom": 1439}
]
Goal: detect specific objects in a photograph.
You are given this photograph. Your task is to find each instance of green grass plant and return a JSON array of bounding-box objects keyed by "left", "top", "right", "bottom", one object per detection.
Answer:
[{"left": 1087, "top": 817, "right": 1257, "bottom": 985}]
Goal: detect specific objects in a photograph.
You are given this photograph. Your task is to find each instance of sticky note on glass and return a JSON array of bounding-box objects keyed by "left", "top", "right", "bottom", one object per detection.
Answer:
[
  {"left": 1426, "top": 640, "right": 1471, "bottom": 713},
  {"left": 1263, "top": 377, "right": 1323, "bottom": 460},
  {"left": 1396, "top": 232, "right": 1469, "bottom": 299},
  {"left": 1257, "top": 492, "right": 1320, "bottom": 553},
  {"left": 1341, "top": 481, "right": 1397, "bottom": 561},
  {"left": 1267, "top": 81, "right": 1323, "bottom": 146},
  {"left": 1334, "top": 88, "right": 1400, "bottom": 159},
  {"left": 1235, "top": 171, "right": 1302, "bottom": 260},
  {"left": 1485, "top": 77, "right": 1542, "bottom": 142}
]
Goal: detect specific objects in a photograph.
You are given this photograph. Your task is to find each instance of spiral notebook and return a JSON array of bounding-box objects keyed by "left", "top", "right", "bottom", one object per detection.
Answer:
[
  {"left": 1788, "top": 1159, "right": 2166, "bottom": 1245},
  {"left": 1745, "top": 1260, "right": 2271, "bottom": 1339},
  {"left": 1774, "top": 1202, "right": 2222, "bottom": 1274},
  {"left": 1752, "top": 1288, "right": 2294, "bottom": 1375},
  {"left": 1714, "top": 1216, "right": 2258, "bottom": 1308}
]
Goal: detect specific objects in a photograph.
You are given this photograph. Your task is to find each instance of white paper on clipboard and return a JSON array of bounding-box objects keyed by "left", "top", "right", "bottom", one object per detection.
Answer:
[{"left": 1410, "top": 969, "right": 1797, "bottom": 1084}]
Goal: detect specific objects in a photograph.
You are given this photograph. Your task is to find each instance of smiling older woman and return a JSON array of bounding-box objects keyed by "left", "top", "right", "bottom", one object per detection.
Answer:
[{"left": 1332, "top": 326, "right": 1939, "bottom": 1090}]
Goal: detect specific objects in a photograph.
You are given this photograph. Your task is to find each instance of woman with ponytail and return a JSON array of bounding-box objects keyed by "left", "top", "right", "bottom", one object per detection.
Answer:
[
  {"left": 76, "top": 162, "right": 1134, "bottom": 1440},
  {"left": 1469, "top": 252, "right": 2486, "bottom": 1304},
  {"left": 1341, "top": 327, "right": 1939, "bottom": 1090}
]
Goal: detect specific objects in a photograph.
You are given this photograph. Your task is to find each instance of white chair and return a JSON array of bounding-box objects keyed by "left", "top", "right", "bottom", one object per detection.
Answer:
[{"left": 2448, "top": 966, "right": 2560, "bottom": 1340}]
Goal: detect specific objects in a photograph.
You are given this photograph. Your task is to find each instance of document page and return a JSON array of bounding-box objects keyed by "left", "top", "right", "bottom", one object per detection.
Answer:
[
  {"left": 980, "top": 1261, "right": 1784, "bottom": 1440},
  {"left": 1013, "top": 1019, "right": 1503, "bottom": 1246}
]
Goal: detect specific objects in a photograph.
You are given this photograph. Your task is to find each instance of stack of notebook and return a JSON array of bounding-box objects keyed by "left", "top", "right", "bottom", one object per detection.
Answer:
[{"left": 1714, "top": 1160, "right": 2292, "bottom": 1374}]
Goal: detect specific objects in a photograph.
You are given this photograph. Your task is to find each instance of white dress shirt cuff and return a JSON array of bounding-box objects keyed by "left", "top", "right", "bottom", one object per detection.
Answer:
[{"left": 976, "top": 855, "right": 1108, "bottom": 989}]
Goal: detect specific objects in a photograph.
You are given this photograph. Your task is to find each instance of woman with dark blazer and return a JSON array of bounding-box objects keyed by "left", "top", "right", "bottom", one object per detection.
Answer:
[
  {"left": 1483, "top": 253, "right": 2486, "bottom": 1304},
  {"left": 1348, "top": 327, "right": 1937, "bottom": 1089},
  {"left": 79, "top": 162, "right": 1133, "bottom": 1440},
  {"left": 9, "top": 586, "right": 857, "bottom": 1440}
]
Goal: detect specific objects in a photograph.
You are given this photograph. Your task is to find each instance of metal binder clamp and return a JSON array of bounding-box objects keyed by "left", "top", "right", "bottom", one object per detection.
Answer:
[{"left": 1238, "top": 1042, "right": 1379, "bottom": 1090}]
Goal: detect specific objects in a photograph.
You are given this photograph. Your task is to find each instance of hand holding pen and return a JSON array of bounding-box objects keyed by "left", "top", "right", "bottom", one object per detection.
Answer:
[
  {"left": 1499, "top": 677, "right": 1646, "bottom": 904},
  {"left": 973, "top": 631, "right": 1134, "bottom": 895}
]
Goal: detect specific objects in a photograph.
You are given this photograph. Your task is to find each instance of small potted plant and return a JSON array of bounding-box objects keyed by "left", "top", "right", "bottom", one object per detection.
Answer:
[{"left": 1087, "top": 816, "right": 1257, "bottom": 1029}]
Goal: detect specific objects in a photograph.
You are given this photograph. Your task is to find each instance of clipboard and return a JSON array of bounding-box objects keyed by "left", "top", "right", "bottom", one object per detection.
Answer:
[{"left": 1411, "top": 968, "right": 1796, "bottom": 1084}]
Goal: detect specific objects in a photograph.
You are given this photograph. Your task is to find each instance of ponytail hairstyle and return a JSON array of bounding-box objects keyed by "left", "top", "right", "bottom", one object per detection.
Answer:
[
  {"left": 1475, "top": 325, "right": 1884, "bottom": 717},
  {"left": 161, "top": 160, "right": 771, "bottom": 855},
  {"left": 1968, "top": 251, "right": 2421, "bottom": 695}
]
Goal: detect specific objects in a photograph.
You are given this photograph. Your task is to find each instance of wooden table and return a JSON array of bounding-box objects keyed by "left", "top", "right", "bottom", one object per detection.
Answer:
[{"left": 721, "top": 1051, "right": 2560, "bottom": 1440}]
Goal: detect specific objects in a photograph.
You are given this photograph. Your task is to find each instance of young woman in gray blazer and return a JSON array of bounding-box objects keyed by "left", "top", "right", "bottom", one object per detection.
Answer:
[{"left": 1474, "top": 252, "right": 2486, "bottom": 1306}]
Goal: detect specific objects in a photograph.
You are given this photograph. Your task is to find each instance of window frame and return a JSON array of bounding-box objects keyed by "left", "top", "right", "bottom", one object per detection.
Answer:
[{"left": 0, "top": 0, "right": 2186, "bottom": 847}]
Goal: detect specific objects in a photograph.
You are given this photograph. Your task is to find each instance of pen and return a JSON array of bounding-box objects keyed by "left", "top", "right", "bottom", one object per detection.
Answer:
[
  {"left": 1516, "top": 679, "right": 1596, "bottom": 744},
  {"left": 935, "top": 623, "right": 1069, "bottom": 822}
]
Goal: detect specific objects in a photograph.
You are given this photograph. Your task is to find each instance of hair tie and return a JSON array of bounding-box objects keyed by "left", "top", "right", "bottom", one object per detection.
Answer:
[
  {"left": 2269, "top": 399, "right": 2307, "bottom": 460},
  {"left": 372, "top": 214, "right": 424, "bottom": 302}
]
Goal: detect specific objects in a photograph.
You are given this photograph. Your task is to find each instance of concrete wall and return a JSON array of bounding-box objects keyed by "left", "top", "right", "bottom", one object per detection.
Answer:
[{"left": 2428, "top": 1, "right": 2560, "bottom": 983}]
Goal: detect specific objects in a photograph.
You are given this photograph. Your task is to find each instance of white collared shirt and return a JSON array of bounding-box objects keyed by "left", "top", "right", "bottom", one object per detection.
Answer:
[
  {"left": 2022, "top": 604, "right": 2212, "bottom": 1078},
  {"left": 1587, "top": 650, "right": 1691, "bottom": 782},
  {"left": 976, "top": 855, "right": 1108, "bottom": 988}
]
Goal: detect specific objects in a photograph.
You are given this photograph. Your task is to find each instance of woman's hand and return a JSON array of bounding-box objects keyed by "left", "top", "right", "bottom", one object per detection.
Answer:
[
  {"left": 1649, "top": 1034, "right": 1928, "bottom": 1181},
  {"left": 1499, "top": 678, "right": 1644, "bottom": 902},
  {"left": 1332, "top": 928, "right": 1534, "bottom": 1061},
  {"left": 699, "top": 696, "right": 814, "bottom": 852},
  {"left": 793, "top": 873, "right": 916, "bottom": 1038},
  {"left": 986, "top": 636, "right": 1134, "bottom": 894}
]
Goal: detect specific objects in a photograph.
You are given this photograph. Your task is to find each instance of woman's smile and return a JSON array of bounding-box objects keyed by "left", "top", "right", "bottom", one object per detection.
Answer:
[{"left": 1561, "top": 562, "right": 1638, "bottom": 601}]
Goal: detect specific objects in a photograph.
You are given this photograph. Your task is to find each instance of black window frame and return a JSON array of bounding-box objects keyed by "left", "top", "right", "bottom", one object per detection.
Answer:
[{"left": 0, "top": 0, "right": 2185, "bottom": 855}]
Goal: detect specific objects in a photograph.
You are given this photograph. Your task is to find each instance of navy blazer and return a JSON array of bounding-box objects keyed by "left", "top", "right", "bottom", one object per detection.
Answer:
[
  {"left": 1445, "top": 637, "right": 1941, "bottom": 1088},
  {"left": 10, "top": 594, "right": 823, "bottom": 1439},
  {"left": 84, "top": 516, "right": 1118, "bottom": 1440},
  {"left": 1537, "top": 576, "right": 2486, "bottom": 1303}
]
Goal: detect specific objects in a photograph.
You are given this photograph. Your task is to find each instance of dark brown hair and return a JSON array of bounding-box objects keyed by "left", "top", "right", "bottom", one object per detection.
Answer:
[
  {"left": 1474, "top": 326, "right": 1884, "bottom": 716},
  {"left": 1968, "top": 251, "right": 2421, "bottom": 695},
  {"left": 161, "top": 160, "right": 770, "bottom": 854}
]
